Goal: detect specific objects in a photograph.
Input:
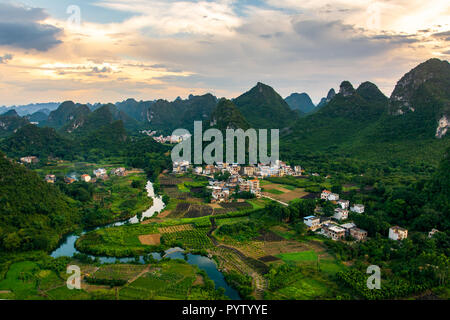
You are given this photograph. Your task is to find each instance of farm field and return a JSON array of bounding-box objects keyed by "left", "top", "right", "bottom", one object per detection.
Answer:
[
  {"left": 0, "top": 256, "right": 226, "bottom": 300},
  {"left": 260, "top": 182, "right": 311, "bottom": 203}
]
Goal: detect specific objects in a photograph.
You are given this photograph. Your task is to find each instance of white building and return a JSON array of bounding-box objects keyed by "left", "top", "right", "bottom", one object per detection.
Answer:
[
  {"left": 93, "top": 168, "right": 107, "bottom": 177},
  {"left": 333, "top": 208, "right": 349, "bottom": 221},
  {"left": 350, "top": 204, "right": 365, "bottom": 214},
  {"left": 194, "top": 167, "right": 203, "bottom": 174},
  {"left": 340, "top": 222, "right": 356, "bottom": 235},
  {"left": 173, "top": 160, "right": 191, "bottom": 173},
  {"left": 304, "top": 216, "right": 321, "bottom": 231},
  {"left": 80, "top": 174, "right": 92, "bottom": 182},
  {"left": 389, "top": 226, "right": 408, "bottom": 241},
  {"left": 428, "top": 229, "right": 440, "bottom": 238},
  {"left": 337, "top": 200, "right": 350, "bottom": 210},
  {"left": 328, "top": 193, "right": 340, "bottom": 201},
  {"left": 321, "top": 190, "right": 331, "bottom": 200}
]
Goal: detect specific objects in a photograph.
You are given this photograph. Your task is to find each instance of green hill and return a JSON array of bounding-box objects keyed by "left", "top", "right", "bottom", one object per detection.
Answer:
[
  {"left": 210, "top": 98, "right": 250, "bottom": 130},
  {"left": 45, "top": 101, "right": 90, "bottom": 129},
  {"left": 0, "top": 110, "right": 29, "bottom": 137},
  {"left": 0, "top": 152, "right": 81, "bottom": 252},
  {"left": 281, "top": 59, "right": 450, "bottom": 168},
  {"left": 116, "top": 98, "right": 153, "bottom": 122},
  {"left": 285, "top": 93, "right": 315, "bottom": 113},
  {"left": 78, "top": 120, "right": 129, "bottom": 156},
  {"left": 0, "top": 124, "right": 75, "bottom": 160},
  {"left": 147, "top": 94, "right": 217, "bottom": 132},
  {"left": 233, "top": 82, "right": 299, "bottom": 129}
]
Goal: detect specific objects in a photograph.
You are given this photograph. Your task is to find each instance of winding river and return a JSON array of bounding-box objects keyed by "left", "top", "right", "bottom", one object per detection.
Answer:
[{"left": 50, "top": 181, "right": 240, "bottom": 300}]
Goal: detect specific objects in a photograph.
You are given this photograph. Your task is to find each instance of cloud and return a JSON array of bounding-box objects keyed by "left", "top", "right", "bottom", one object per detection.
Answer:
[
  {"left": 0, "top": 3, "right": 62, "bottom": 51},
  {"left": 0, "top": 0, "right": 447, "bottom": 105},
  {"left": 0, "top": 53, "right": 13, "bottom": 64},
  {"left": 432, "top": 30, "right": 450, "bottom": 41},
  {"left": 91, "top": 66, "right": 113, "bottom": 73}
]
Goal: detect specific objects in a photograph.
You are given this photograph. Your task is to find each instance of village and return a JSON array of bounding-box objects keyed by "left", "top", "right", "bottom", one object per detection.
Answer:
[
  {"left": 18, "top": 154, "right": 429, "bottom": 246},
  {"left": 172, "top": 159, "right": 416, "bottom": 244}
]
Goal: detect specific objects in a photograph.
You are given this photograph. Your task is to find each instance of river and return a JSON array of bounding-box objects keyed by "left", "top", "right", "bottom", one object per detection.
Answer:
[{"left": 50, "top": 180, "right": 241, "bottom": 300}]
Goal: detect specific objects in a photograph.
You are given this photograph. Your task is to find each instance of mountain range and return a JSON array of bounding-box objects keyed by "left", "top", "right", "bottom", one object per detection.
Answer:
[{"left": 0, "top": 58, "right": 448, "bottom": 167}]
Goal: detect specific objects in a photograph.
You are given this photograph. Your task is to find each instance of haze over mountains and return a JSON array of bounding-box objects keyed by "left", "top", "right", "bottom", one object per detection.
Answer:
[{"left": 1, "top": 58, "right": 449, "bottom": 166}]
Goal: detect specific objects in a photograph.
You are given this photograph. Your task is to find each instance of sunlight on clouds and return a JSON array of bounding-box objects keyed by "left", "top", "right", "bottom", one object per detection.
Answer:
[
  {"left": 0, "top": 0, "right": 448, "bottom": 105},
  {"left": 93, "top": 0, "right": 242, "bottom": 36}
]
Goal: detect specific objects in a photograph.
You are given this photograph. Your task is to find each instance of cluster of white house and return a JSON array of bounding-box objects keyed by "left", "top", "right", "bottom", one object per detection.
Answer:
[
  {"left": 304, "top": 215, "right": 412, "bottom": 242},
  {"left": 208, "top": 176, "right": 261, "bottom": 203},
  {"left": 304, "top": 189, "right": 412, "bottom": 242},
  {"left": 45, "top": 167, "right": 127, "bottom": 185},
  {"left": 173, "top": 160, "right": 302, "bottom": 203},
  {"left": 303, "top": 216, "right": 369, "bottom": 241},
  {"left": 320, "top": 189, "right": 365, "bottom": 221},
  {"left": 173, "top": 160, "right": 303, "bottom": 179}
]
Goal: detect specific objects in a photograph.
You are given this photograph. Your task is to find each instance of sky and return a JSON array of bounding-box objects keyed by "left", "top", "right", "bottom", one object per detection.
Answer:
[{"left": 0, "top": 0, "right": 449, "bottom": 106}]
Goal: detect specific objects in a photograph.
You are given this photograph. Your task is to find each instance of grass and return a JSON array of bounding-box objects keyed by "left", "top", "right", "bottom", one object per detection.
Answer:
[
  {"left": 0, "top": 261, "right": 41, "bottom": 299},
  {"left": 118, "top": 260, "right": 218, "bottom": 300},
  {"left": 276, "top": 251, "right": 318, "bottom": 262},
  {"left": 265, "top": 189, "right": 285, "bottom": 195},
  {"left": 177, "top": 183, "right": 190, "bottom": 193},
  {"left": 246, "top": 198, "right": 270, "bottom": 209}
]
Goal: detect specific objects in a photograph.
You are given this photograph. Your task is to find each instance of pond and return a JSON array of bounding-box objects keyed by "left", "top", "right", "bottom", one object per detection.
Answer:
[{"left": 50, "top": 181, "right": 241, "bottom": 300}]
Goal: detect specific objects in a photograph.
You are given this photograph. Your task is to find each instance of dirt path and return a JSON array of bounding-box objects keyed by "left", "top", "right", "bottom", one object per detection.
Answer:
[
  {"left": 252, "top": 272, "right": 267, "bottom": 300},
  {"left": 261, "top": 194, "right": 289, "bottom": 206},
  {"left": 127, "top": 265, "right": 152, "bottom": 284}
]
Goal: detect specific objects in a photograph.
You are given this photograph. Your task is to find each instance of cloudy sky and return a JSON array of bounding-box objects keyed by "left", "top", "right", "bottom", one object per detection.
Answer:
[{"left": 0, "top": 0, "right": 448, "bottom": 106}]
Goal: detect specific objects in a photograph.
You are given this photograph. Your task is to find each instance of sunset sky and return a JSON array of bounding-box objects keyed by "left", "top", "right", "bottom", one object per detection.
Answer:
[{"left": 0, "top": 0, "right": 449, "bottom": 106}]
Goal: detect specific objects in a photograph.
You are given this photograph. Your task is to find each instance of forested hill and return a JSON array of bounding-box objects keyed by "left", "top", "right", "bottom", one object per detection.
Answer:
[
  {"left": 0, "top": 152, "right": 81, "bottom": 252},
  {"left": 0, "top": 124, "right": 75, "bottom": 159},
  {"left": 233, "top": 82, "right": 300, "bottom": 129},
  {"left": 210, "top": 98, "right": 250, "bottom": 131},
  {"left": 0, "top": 109, "right": 30, "bottom": 137},
  {"left": 281, "top": 59, "right": 450, "bottom": 169},
  {"left": 285, "top": 92, "right": 315, "bottom": 114}
]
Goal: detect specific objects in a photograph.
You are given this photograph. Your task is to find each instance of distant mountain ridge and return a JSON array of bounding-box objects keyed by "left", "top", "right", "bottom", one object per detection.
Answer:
[
  {"left": 0, "top": 103, "right": 60, "bottom": 117},
  {"left": 285, "top": 93, "right": 315, "bottom": 113}
]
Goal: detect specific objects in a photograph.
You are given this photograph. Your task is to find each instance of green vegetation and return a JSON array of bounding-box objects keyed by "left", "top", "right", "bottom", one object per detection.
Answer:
[
  {"left": 0, "top": 151, "right": 81, "bottom": 252},
  {"left": 234, "top": 82, "right": 299, "bottom": 129},
  {"left": 276, "top": 251, "right": 318, "bottom": 262},
  {"left": 210, "top": 98, "right": 250, "bottom": 130}
]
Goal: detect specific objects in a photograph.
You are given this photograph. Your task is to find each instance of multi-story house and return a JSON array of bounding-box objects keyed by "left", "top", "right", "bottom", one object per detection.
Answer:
[
  {"left": 303, "top": 216, "right": 321, "bottom": 231},
  {"left": 322, "top": 223, "right": 346, "bottom": 241},
  {"left": 350, "top": 204, "right": 365, "bottom": 214},
  {"left": 321, "top": 190, "right": 331, "bottom": 200},
  {"left": 333, "top": 208, "right": 349, "bottom": 221},
  {"left": 337, "top": 200, "right": 350, "bottom": 210},
  {"left": 350, "top": 228, "right": 368, "bottom": 241},
  {"left": 388, "top": 226, "right": 408, "bottom": 241}
]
